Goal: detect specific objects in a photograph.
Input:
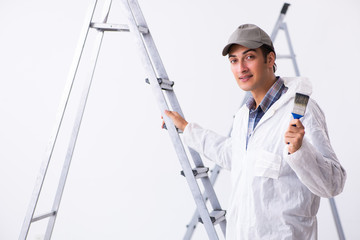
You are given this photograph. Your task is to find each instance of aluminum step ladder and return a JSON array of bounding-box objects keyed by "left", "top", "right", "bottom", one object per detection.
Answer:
[
  {"left": 183, "top": 3, "right": 346, "bottom": 240},
  {"left": 19, "top": 0, "right": 226, "bottom": 239}
]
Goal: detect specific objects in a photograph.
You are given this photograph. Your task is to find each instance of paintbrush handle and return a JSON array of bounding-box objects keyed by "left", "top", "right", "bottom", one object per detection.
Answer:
[{"left": 288, "top": 118, "right": 300, "bottom": 155}]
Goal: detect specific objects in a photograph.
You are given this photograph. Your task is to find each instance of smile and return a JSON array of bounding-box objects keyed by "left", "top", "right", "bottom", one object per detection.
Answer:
[{"left": 239, "top": 75, "right": 253, "bottom": 82}]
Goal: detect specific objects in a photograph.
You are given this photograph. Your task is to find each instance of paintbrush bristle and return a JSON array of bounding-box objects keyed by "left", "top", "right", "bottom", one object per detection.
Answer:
[{"left": 292, "top": 93, "right": 309, "bottom": 119}]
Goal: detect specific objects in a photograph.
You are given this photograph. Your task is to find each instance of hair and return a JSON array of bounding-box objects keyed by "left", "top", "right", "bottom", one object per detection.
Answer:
[{"left": 259, "top": 44, "right": 277, "bottom": 73}]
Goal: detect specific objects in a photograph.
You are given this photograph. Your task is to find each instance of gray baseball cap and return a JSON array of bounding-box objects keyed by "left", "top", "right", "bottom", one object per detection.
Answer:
[{"left": 222, "top": 24, "right": 274, "bottom": 56}]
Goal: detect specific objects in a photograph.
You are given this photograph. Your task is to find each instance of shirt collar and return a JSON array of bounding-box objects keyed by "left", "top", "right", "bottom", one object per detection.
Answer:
[{"left": 246, "top": 77, "right": 284, "bottom": 112}]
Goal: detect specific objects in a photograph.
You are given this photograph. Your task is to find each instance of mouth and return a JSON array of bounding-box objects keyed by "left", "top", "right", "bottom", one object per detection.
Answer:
[{"left": 239, "top": 74, "right": 253, "bottom": 82}]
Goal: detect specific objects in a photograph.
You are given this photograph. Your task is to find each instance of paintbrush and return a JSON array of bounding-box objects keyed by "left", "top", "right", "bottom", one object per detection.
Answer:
[
  {"left": 292, "top": 93, "right": 310, "bottom": 120},
  {"left": 288, "top": 93, "right": 309, "bottom": 154}
]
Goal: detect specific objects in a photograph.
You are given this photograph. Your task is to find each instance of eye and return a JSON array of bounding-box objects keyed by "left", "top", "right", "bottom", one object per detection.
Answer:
[
  {"left": 229, "top": 59, "right": 237, "bottom": 64},
  {"left": 245, "top": 55, "right": 255, "bottom": 61}
]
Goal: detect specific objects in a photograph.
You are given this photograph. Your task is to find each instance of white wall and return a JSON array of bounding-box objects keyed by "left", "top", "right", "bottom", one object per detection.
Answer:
[{"left": 1, "top": 0, "right": 359, "bottom": 239}]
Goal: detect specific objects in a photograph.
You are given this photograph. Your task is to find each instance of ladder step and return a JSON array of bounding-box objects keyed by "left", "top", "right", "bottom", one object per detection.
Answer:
[
  {"left": 145, "top": 78, "right": 174, "bottom": 91},
  {"left": 198, "top": 210, "right": 226, "bottom": 225},
  {"left": 90, "top": 23, "right": 149, "bottom": 34},
  {"left": 31, "top": 211, "right": 57, "bottom": 223},
  {"left": 91, "top": 22, "right": 130, "bottom": 32},
  {"left": 181, "top": 167, "right": 209, "bottom": 179},
  {"left": 277, "top": 54, "right": 295, "bottom": 59}
]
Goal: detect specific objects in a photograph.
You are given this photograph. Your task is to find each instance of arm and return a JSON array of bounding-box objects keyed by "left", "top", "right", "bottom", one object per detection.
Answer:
[
  {"left": 165, "top": 110, "right": 232, "bottom": 170},
  {"left": 284, "top": 101, "right": 346, "bottom": 198}
]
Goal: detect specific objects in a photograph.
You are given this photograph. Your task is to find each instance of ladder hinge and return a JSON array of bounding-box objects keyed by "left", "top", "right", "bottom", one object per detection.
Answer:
[
  {"left": 138, "top": 25, "right": 149, "bottom": 34},
  {"left": 145, "top": 78, "right": 174, "bottom": 91},
  {"left": 198, "top": 210, "right": 226, "bottom": 225},
  {"left": 181, "top": 167, "right": 209, "bottom": 179}
]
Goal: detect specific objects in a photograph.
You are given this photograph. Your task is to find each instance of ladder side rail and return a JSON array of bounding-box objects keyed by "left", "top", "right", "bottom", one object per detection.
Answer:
[
  {"left": 165, "top": 89, "right": 227, "bottom": 230},
  {"left": 125, "top": 0, "right": 167, "bottom": 84},
  {"left": 270, "top": 3, "right": 290, "bottom": 41},
  {"left": 126, "top": 0, "right": 227, "bottom": 236},
  {"left": 120, "top": 0, "right": 219, "bottom": 239},
  {"left": 44, "top": 1, "right": 113, "bottom": 238},
  {"left": 125, "top": 0, "right": 182, "bottom": 112},
  {"left": 282, "top": 23, "right": 300, "bottom": 76},
  {"left": 186, "top": 94, "right": 249, "bottom": 235},
  {"left": 183, "top": 164, "right": 223, "bottom": 239},
  {"left": 189, "top": 148, "right": 227, "bottom": 235},
  {"left": 18, "top": 1, "right": 99, "bottom": 239},
  {"left": 124, "top": 0, "right": 188, "bottom": 117},
  {"left": 270, "top": 14, "right": 285, "bottom": 42},
  {"left": 183, "top": 92, "right": 250, "bottom": 239},
  {"left": 125, "top": 0, "right": 227, "bottom": 232},
  {"left": 329, "top": 198, "right": 346, "bottom": 240},
  {"left": 165, "top": 91, "right": 227, "bottom": 229}
]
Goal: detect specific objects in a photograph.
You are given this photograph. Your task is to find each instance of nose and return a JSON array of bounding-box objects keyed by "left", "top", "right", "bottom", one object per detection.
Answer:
[
  {"left": 239, "top": 61, "right": 248, "bottom": 73},
  {"left": 237, "top": 60, "right": 248, "bottom": 73}
]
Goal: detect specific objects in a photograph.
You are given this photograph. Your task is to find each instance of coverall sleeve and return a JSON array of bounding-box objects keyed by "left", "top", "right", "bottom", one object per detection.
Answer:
[
  {"left": 285, "top": 100, "right": 346, "bottom": 198},
  {"left": 183, "top": 122, "right": 232, "bottom": 170}
]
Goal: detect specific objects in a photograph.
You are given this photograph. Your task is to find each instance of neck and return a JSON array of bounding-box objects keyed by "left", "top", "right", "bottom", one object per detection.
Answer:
[{"left": 252, "top": 75, "right": 277, "bottom": 108}]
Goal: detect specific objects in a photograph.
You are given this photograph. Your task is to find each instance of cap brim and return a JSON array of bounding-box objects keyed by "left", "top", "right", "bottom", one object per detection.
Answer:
[{"left": 222, "top": 41, "right": 263, "bottom": 56}]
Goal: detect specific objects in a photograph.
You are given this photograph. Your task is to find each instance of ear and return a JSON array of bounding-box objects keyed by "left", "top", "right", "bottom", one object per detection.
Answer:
[{"left": 267, "top": 52, "right": 275, "bottom": 68}]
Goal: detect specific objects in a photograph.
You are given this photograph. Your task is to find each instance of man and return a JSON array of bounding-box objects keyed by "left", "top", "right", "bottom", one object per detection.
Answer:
[{"left": 165, "top": 24, "right": 346, "bottom": 239}]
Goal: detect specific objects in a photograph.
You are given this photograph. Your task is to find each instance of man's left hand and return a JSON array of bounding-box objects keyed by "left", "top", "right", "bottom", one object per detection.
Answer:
[{"left": 284, "top": 119, "right": 305, "bottom": 154}]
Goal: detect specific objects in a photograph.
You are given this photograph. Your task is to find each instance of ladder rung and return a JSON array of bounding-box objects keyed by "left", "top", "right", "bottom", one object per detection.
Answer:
[
  {"left": 198, "top": 210, "right": 226, "bottom": 225},
  {"left": 277, "top": 54, "right": 295, "bottom": 59},
  {"left": 145, "top": 78, "right": 174, "bottom": 91},
  {"left": 31, "top": 211, "right": 57, "bottom": 223},
  {"left": 90, "top": 23, "right": 149, "bottom": 34},
  {"left": 181, "top": 167, "right": 209, "bottom": 179},
  {"left": 91, "top": 23, "right": 130, "bottom": 32}
]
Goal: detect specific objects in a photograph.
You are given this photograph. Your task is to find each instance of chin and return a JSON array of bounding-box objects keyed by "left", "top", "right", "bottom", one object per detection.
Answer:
[{"left": 237, "top": 83, "right": 253, "bottom": 92}]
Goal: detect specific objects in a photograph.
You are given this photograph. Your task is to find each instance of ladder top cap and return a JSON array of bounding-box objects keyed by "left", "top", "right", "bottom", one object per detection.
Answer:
[{"left": 281, "top": 3, "right": 291, "bottom": 14}]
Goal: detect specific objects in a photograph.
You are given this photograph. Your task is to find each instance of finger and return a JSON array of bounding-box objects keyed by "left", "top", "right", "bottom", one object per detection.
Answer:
[
  {"left": 284, "top": 136, "right": 295, "bottom": 145},
  {"left": 164, "top": 110, "right": 176, "bottom": 120},
  {"left": 164, "top": 110, "right": 171, "bottom": 116},
  {"left": 162, "top": 121, "right": 167, "bottom": 129},
  {"left": 294, "top": 119, "right": 304, "bottom": 129},
  {"left": 284, "top": 129, "right": 298, "bottom": 138},
  {"left": 287, "top": 125, "right": 305, "bottom": 135},
  {"left": 286, "top": 126, "right": 297, "bottom": 133},
  {"left": 290, "top": 119, "right": 304, "bottom": 128}
]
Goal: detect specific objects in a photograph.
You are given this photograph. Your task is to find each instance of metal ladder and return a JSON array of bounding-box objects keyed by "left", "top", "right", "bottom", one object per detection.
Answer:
[
  {"left": 184, "top": 3, "right": 346, "bottom": 240},
  {"left": 19, "top": 0, "right": 226, "bottom": 239}
]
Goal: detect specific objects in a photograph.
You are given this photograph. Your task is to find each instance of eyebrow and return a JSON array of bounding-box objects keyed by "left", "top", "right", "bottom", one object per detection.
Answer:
[{"left": 228, "top": 49, "right": 256, "bottom": 58}]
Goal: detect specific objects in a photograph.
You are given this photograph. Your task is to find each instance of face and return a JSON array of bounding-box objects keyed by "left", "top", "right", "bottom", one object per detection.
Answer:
[{"left": 228, "top": 44, "right": 275, "bottom": 96}]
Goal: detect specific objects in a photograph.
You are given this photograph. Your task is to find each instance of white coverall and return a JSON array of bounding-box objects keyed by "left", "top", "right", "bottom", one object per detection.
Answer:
[{"left": 183, "top": 77, "right": 346, "bottom": 240}]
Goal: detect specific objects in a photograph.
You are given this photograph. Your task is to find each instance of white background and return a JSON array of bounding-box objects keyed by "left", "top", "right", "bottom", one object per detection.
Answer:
[{"left": 1, "top": 0, "right": 359, "bottom": 239}]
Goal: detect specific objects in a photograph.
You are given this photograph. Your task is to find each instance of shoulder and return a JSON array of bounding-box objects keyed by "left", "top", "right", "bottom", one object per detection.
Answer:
[
  {"left": 306, "top": 98, "right": 325, "bottom": 118},
  {"left": 303, "top": 98, "right": 327, "bottom": 130}
]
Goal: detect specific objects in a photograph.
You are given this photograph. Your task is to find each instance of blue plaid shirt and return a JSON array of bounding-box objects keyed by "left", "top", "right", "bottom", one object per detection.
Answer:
[{"left": 246, "top": 77, "right": 288, "bottom": 148}]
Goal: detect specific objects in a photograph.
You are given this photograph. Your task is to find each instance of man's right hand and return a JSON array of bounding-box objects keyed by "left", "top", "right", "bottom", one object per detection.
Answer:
[{"left": 164, "top": 110, "right": 188, "bottom": 132}]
